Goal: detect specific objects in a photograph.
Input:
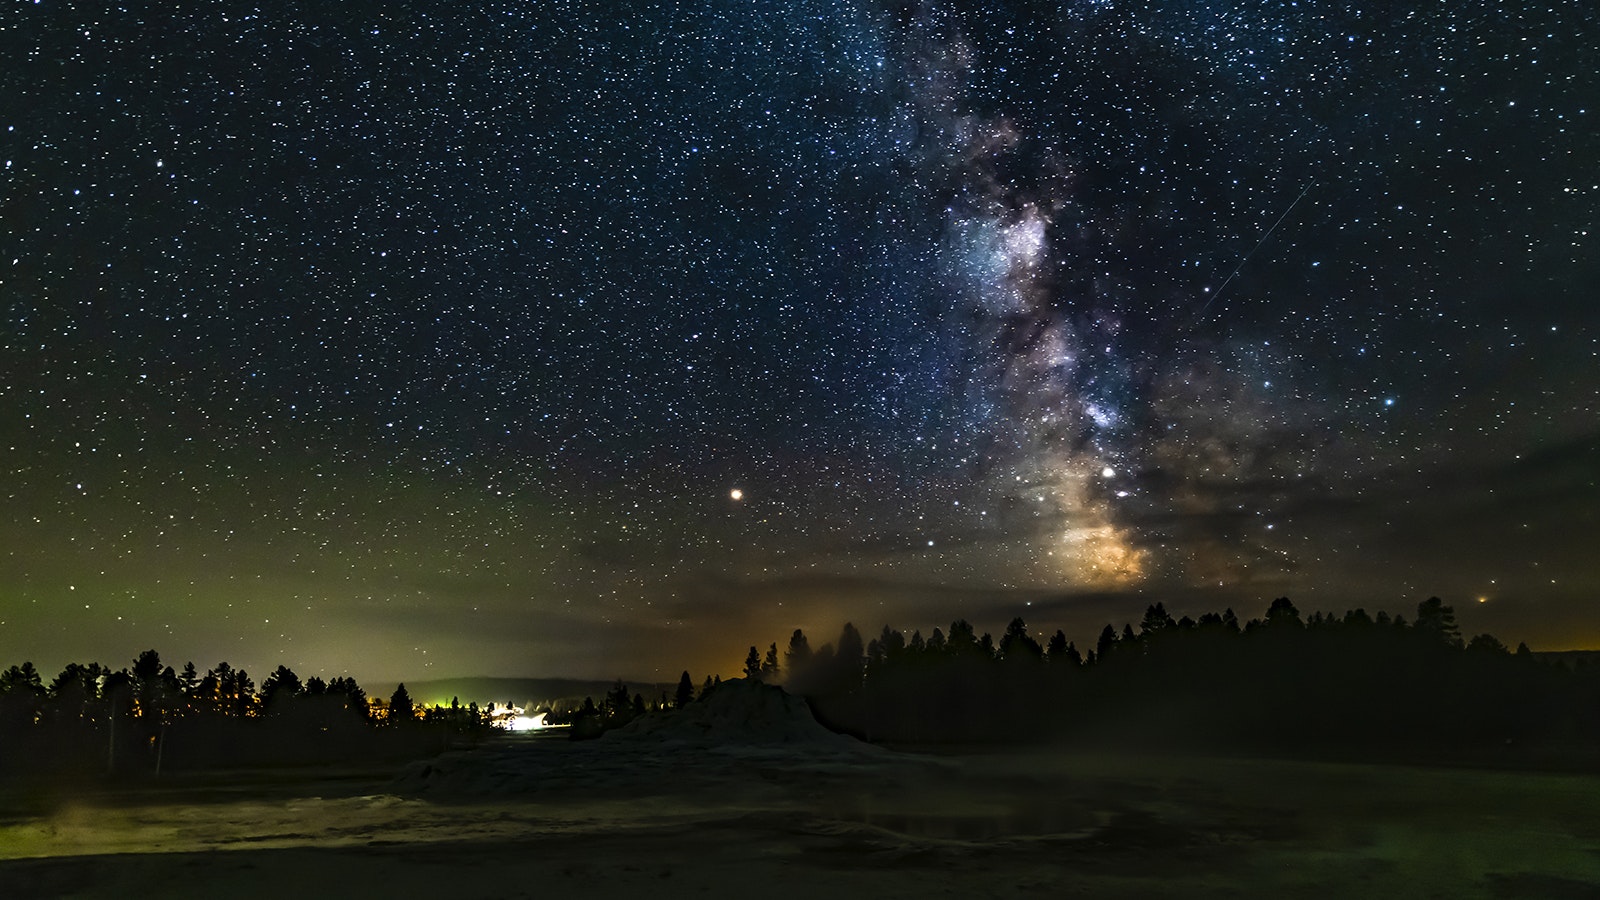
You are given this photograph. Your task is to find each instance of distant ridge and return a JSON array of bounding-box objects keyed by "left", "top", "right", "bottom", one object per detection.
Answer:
[
  {"left": 1535, "top": 650, "right": 1600, "bottom": 670},
  {"left": 389, "top": 676, "right": 677, "bottom": 709}
]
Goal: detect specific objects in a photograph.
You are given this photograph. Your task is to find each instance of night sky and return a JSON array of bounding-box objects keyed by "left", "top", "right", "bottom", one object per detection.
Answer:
[{"left": 3, "top": 2, "right": 1596, "bottom": 684}]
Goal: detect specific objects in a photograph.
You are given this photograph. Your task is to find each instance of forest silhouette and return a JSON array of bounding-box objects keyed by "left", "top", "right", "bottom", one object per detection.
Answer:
[
  {"left": 4, "top": 595, "right": 1599, "bottom": 780},
  {"left": 746, "top": 596, "right": 1600, "bottom": 764},
  {"left": 0, "top": 651, "right": 493, "bottom": 780}
]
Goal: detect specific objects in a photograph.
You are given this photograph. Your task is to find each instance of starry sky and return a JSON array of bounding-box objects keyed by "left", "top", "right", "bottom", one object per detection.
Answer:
[{"left": 3, "top": 1, "right": 1597, "bottom": 684}]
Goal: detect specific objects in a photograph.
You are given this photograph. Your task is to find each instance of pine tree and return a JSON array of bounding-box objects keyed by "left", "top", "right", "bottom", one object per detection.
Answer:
[
  {"left": 1096, "top": 624, "right": 1118, "bottom": 659},
  {"left": 178, "top": 661, "right": 200, "bottom": 696},
  {"left": 605, "top": 680, "right": 631, "bottom": 716},
  {"left": 1265, "top": 597, "right": 1303, "bottom": 628},
  {"left": 0, "top": 662, "right": 43, "bottom": 692},
  {"left": 233, "top": 669, "right": 256, "bottom": 717},
  {"left": 1414, "top": 597, "right": 1462, "bottom": 647},
  {"left": 260, "top": 665, "right": 303, "bottom": 713},
  {"left": 1063, "top": 641, "right": 1083, "bottom": 667},
  {"left": 388, "top": 683, "right": 415, "bottom": 725},
  {"left": 946, "top": 620, "right": 977, "bottom": 656},
  {"left": 785, "top": 629, "right": 812, "bottom": 670},
  {"left": 1000, "top": 617, "right": 1042, "bottom": 662},
  {"left": 1140, "top": 603, "right": 1176, "bottom": 637},
  {"left": 1046, "top": 630, "right": 1068, "bottom": 659},
  {"left": 908, "top": 630, "right": 926, "bottom": 655}
]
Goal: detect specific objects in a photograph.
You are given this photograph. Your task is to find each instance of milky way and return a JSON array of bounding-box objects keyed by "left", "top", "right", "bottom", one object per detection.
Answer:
[{"left": 2, "top": 2, "right": 1596, "bottom": 681}]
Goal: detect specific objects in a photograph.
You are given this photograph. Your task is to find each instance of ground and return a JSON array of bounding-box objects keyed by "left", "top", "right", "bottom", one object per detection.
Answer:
[{"left": 4, "top": 733, "right": 1600, "bottom": 898}]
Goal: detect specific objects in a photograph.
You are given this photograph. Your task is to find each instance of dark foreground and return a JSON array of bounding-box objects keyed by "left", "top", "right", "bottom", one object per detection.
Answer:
[{"left": 4, "top": 735, "right": 1600, "bottom": 899}]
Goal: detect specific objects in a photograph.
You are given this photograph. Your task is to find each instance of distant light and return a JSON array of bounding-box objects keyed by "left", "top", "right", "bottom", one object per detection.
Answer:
[
  {"left": 729, "top": 488, "right": 743, "bottom": 501},
  {"left": 1478, "top": 596, "right": 1488, "bottom": 603},
  {"left": 507, "top": 712, "right": 548, "bottom": 732},
  {"left": 1101, "top": 467, "right": 1116, "bottom": 478}
]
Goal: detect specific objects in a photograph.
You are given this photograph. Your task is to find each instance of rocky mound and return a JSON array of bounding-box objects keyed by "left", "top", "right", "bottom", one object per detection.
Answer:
[{"left": 393, "top": 680, "right": 889, "bottom": 796}]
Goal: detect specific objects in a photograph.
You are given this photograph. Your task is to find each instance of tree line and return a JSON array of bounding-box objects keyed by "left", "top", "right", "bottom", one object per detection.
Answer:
[
  {"left": 549, "top": 671, "right": 726, "bottom": 739},
  {"left": 737, "top": 597, "right": 1600, "bottom": 761},
  {"left": 0, "top": 650, "right": 494, "bottom": 780},
  {"left": 9, "top": 595, "right": 1597, "bottom": 775}
]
